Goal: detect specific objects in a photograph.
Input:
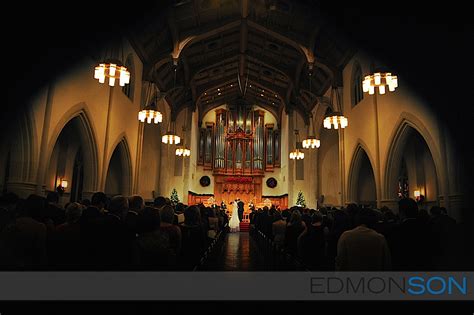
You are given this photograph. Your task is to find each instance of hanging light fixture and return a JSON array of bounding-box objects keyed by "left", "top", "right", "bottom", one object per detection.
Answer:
[
  {"left": 161, "top": 60, "right": 181, "bottom": 144},
  {"left": 324, "top": 85, "right": 348, "bottom": 129},
  {"left": 362, "top": 72, "right": 398, "bottom": 95},
  {"left": 162, "top": 132, "right": 180, "bottom": 145},
  {"left": 94, "top": 43, "right": 130, "bottom": 87},
  {"left": 94, "top": 62, "right": 130, "bottom": 87},
  {"left": 302, "top": 114, "right": 320, "bottom": 148},
  {"left": 289, "top": 113, "right": 304, "bottom": 160},
  {"left": 302, "top": 66, "right": 323, "bottom": 141},
  {"left": 302, "top": 136, "right": 320, "bottom": 149},
  {"left": 161, "top": 131, "right": 181, "bottom": 144},
  {"left": 323, "top": 112, "right": 348, "bottom": 129},
  {"left": 162, "top": 120, "right": 181, "bottom": 145},
  {"left": 175, "top": 108, "right": 191, "bottom": 156},
  {"left": 175, "top": 146, "right": 190, "bottom": 157},
  {"left": 289, "top": 148, "right": 304, "bottom": 160},
  {"left": 138, "top": 82, "right": 163, "bottom": 124}
]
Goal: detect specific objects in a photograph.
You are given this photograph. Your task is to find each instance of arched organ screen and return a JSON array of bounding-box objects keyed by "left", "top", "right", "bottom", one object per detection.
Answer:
[{"left": 197, "top": 106, "right": 281, "bottom": 175}]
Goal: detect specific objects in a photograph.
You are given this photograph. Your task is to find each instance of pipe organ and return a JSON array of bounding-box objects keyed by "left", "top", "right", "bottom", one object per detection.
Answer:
[
  {"left": 196, "top": 102, "right": 281, "bottom": 206},
  {"left": 197, "top": 106, "right": 280, "bottom": 175}
]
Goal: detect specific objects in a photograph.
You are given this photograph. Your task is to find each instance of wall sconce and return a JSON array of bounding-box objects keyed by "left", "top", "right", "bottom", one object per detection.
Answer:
[
  {"left": 56, "top": 178, "right": 68, "bottom": 195},
  {"left": 414, "top": 189, "right": 424, "bottom": 203}
]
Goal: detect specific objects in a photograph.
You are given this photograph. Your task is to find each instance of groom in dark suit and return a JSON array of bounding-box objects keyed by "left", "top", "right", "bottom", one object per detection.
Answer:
[{"left": 237, "top": 198, "right": 244, "bottom": 222}]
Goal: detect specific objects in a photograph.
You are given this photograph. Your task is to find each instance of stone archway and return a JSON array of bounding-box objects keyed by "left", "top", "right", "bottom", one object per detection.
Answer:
[
  {"left": 46, "top": 111, "right": 99, "bottom": 200},
  {"left": 385, "top": 121, "right": 439, "bottom": 209},
  {"left": 104, "top": 137, "right": 132, "bottom": 197},
  {"left": 348, "top": 144, "right": 377, "bottom": 207}
]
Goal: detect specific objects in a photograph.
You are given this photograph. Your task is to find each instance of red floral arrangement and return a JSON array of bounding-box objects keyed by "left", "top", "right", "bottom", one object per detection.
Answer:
[{"left": 224, "top": 177, "right": 253, "bottom": 183}]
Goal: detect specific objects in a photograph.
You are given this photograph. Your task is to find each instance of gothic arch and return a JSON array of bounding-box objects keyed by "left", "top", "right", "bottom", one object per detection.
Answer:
[
  {"left": 46, "top": 103, "right": 99, "bottom": 193},
  {"left": 347, "top": 141, "right": 377, "bottom": 205},
  {"left": 104, "top": 134, "right": 133, "bottom": 196},
  {"left": 384, "top": 112, "right": 441, "bottom": 202}
]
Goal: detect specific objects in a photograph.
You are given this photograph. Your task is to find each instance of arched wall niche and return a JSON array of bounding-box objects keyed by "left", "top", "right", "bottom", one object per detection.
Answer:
[
  {"left": 384, "top": 115, "right": 440, "bottom": 209},
  {"left": 347, "top": 142, "right": 377, "bottom": 207},
  {"left": 104, "top": 135, "right": 132, "bottom": 197},
  {"left": 45, "top": 104, "right": 99, "bottom": 198}
]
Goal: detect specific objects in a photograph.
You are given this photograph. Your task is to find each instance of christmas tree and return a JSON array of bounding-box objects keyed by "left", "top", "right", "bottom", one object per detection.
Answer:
[
  {"left": 296, "top": 190, "right": 306, "bottom": 207},
  {"left": 170, "top": 188, "right": 180, "bottom": 206}
]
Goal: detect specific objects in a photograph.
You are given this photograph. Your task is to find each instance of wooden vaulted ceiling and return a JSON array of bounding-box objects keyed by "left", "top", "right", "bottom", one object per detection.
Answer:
[{"left": 128, "top": 0, "right": 355, "bottom": 123}]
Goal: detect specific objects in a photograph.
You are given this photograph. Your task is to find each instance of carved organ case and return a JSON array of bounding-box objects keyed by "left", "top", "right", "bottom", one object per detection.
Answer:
[
  {"left": 197, "top": 103, "right": 280, "bottom": 175},
  {"left": 197, "top": 102, "right": 281, "bottom": 205}
]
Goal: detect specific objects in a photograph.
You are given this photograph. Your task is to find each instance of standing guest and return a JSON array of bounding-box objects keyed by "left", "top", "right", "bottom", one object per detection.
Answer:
[
  {"left": 298, "top": 212, "right": 327, "bottom": 269},
  {"left": 388, "top": 198, "right": 432, "bottom": 270},
  {"left": 95, "top": 195, "right": 133, "bottom": 270},
  {"left": 0, "top": 195, "right": 48, "bottom": 270},
  {"left": 159, "top": 205, "right": 182, "bottom": 257},
  {"left": 49, "top": 202, "right": 84, "bottom": 269},
  {"left": 336, "top": 208, "right": 391, "bottom": 271},
  {"left": 129, "top": 195, "right": 144, "bottom": 214},
  {"left": 272, "top": 212, "right": 287, "bottom": 249},
  {"left": 179, "top": 206, "right": 206, "bottom": 269},
  {"left": 327, "top": 208, "right": 352, "bottom": 266},
  {"left": 0, "top": 192, "right": 19, "bottom": 233},
  {"left": 207, "top": 207, "right": 219, "bottom": 238},
  {"left": 153, "top": 196, "right": 167, "bottom": 210},
  {"left": 134, "top": 206, "right": 172, "bottom": 270},
  {"left": 44, "top": 192, "right": 65, "bottom": 226},
  {"left": 126, "top": 195, "right": 144, "bottom": 238},
  {"left": 89, "top": 192, "right": 108, "bottom": 215},
  {"left": 285, "top": 210, "right": 305, "bottom": 255}
]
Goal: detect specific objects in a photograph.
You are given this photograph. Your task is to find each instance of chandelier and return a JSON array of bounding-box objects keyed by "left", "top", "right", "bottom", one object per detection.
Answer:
[
  {"left": 175, "top": 146, "right": 190, "bottom": 156},
  {"left": 324, "top": 86, "right": 348, "bottom": 129},
  {"left": 289, "top": 126, "right": 304, "bottom": 160},
  {"left": 94, "top": 59, "right": 130, "bottom": 87},
  {"left": 323, "top": 113, "right": 348, "bottom": 129},
  {"left": 362, "top": 72, "right": 398, "bottom": 95},
  {"left": 175, "top": 112, "right": 190, "bottom": 156},
  {"left": 302, "top": 136, "right": 320, "bottom": 149},
  {"left": 162, "top": 132, "right": 180, "bottom": 145},
  {"left": 138, "top": 82, "right": 163, "bottom": 124},
  {"left": 302, "top": 114, "right": 320, "bottom": 148},
  {"left": 162, "top": 120, "right": 180, "bottom": 144},
  {"left": 289, "top": 148, "right": 304, "bottom": 160},
  {"left": 138, "top": 107, "right": 163, "bottom": 124}
]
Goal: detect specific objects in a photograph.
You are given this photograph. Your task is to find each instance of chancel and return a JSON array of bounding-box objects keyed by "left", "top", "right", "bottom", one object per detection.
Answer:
[{"left": 0, "top": 0, "right": 471, "bottom": 273}]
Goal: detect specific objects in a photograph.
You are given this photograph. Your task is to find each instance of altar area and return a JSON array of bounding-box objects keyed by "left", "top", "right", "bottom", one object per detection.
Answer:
[
  {"left": 188, "top": 190, "right": 289, "bottom": 222},
  {"left": 187, "top": 100, "right": 288, "bottom": 216}
]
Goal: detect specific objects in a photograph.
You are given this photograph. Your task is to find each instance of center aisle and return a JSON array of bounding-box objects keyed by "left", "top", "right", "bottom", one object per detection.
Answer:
[{"left": 198, "top": 232, "right": 263, "bottom": 271}]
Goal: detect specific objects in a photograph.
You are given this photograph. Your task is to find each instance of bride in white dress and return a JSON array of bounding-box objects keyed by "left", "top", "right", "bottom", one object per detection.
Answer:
[{"left": 228, "top": 200, "right": 240, "bottom": 232}]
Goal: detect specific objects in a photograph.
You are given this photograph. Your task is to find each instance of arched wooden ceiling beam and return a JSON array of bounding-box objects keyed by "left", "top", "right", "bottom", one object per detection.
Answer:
[
  {"left": 247, "top": 20, "right": 334, "bottom": 80},
  {"left": 147, "top": 18, "right": 337, "bottom": 85}
]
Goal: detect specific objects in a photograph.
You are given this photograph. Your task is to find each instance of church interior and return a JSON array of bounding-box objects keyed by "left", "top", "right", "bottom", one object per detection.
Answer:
[{"left": 0, "top": 0, "right": 472, "bottom": 273}]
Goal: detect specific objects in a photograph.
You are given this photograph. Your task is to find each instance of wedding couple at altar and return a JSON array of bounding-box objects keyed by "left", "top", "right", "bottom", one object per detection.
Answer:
[{"left": 228, "top": 199, "right": 244, "bottom": 232}]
